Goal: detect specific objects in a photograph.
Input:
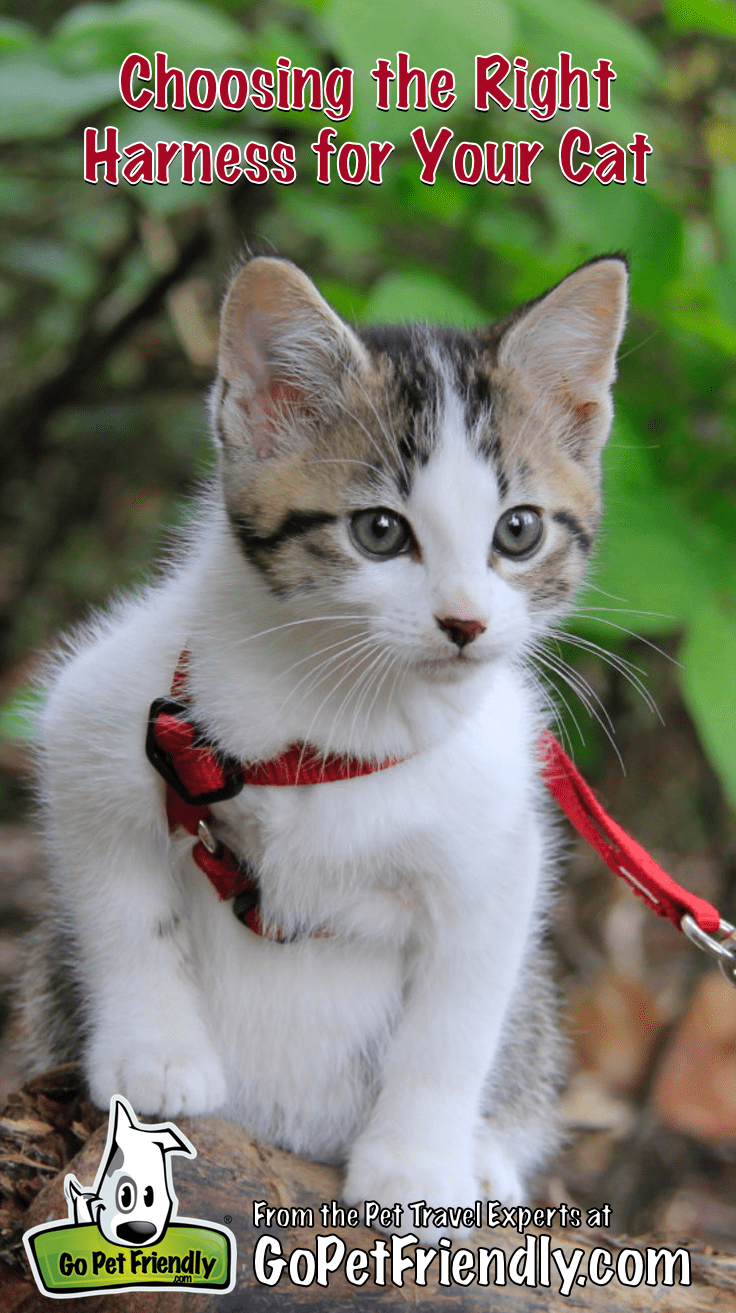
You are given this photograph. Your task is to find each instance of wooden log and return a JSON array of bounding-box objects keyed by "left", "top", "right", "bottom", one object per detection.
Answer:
[{"left": 4, "top": 1112, "right": 736, "bottom": 1312}]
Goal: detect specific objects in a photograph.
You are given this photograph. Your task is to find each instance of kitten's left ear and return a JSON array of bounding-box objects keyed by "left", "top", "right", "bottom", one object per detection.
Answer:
[{"left": 496, "top": 256, "right": 628, "bottom": 453}]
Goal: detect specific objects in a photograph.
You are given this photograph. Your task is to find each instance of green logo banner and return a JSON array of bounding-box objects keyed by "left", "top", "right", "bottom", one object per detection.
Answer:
[{"left": 27, "top": 1220, "right": 233, "bottom": 1296}]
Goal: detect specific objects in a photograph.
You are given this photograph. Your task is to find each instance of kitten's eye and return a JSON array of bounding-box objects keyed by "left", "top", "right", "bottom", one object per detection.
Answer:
[
  {"left": 493, "top": 507, "right": 543, "bottom": 558},
  {"left": 349, "top": 508, "right": 412, "bottom": 559},
  {"left": 116, "top": 1179, "right": 136, "bottom": 1213}
]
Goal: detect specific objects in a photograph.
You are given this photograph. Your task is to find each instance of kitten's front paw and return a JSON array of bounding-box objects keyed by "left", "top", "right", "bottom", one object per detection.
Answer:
[
  {"left": 344, "top": 1138, "right": 479, "bottom": 1243},
  {"left": 88, "top": 1036, "right": 227, "bottom": 1117},
  {"left": 475, "top": 1127, "right": 524, "bottom": 1206}
]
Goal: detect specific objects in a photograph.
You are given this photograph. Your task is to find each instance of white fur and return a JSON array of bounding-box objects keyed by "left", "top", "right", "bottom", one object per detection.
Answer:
[{"left": 41, "top": 397, "right": 554, "bottom": 1244}]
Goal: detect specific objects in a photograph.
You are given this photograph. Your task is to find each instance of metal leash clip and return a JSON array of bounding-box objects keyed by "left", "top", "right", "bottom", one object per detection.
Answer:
[{"left": 681, "top": 914, "right": 736, "bottom": 986}]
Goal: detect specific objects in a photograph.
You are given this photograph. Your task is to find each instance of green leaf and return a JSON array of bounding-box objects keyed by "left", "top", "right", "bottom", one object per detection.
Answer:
[
  {"left": 2, "top": 238, "right": 96, "bottom": 299},
  {"left": 52, "top": 0, "right": 248, "bottom": 72},
  {"left": 712, "top": 163, "right": 736, "bottom": 330},
  {"left": 0, "top": 171, "right": 39, "bottom": 216},
  {"left": 681, "top": 599, "right": 736, "bottom": 808},
  {"left": 283, "top": 194, "right": 378, "bottom": 254},
  {"left": 0, "top": 18, "right": 37, "bottom": 52},
  {"left": 536, "top": 170, "right": 682, "bottom": 306},
  {"left": 0, "top": 689, "right": 41, "bottom": 744},
  {"left": 0, "top": 53, "right": 119, "bottom": 141},
  {"left": 577, "top": 445, "right": 712, "bottom": 636},
  {"left": 362, "top": 270, "right": 485, "bottom": 326},
  {"left": 324, "top": 0, "right": 514, "bottom": 138},
  {"left": 513, "top": 0, "right": 659, "bottom": 82},
  {"left": 581, "top": 512, "right": 704, "bottom": 636},
  {"left": 670, "top": 307, "right": 736, "bottom": 357},
  {"left": 278, "top": 194, "right": 379, "bottom": 272},
  {"left": 248, "top": 20, "right": 322, "bottom": 74},
  {"left": 713, "top": 162, "right": 736, "bottom": 263},
  {"left": 666, "top": 0, "right": 736, "bottom": 39}
]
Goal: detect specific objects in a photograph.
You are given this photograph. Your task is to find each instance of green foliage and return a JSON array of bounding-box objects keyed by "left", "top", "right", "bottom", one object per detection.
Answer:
[
  {"left": 325, "top": 0, "right": 513, "bottom": 138},
  {"left": 52, "top": 0, "right": 250, "bottom": 68},
  {"left": 0, "top": 57, "right": 118, "bottom": 139},
  {"left": 681, "top": 599, "right": 736, "bottom": 806},
  {"left": 667, "top": 0, "right": 736, "bottom": 40},
  {"left": 0, "top": 0, "right": 734, "bottom": 812},
  {"left": 513, "top": 0, "right": 658, "bottom": 81},
  {"left": 363, "top": 271, "right": 485, "bottom": 328}
]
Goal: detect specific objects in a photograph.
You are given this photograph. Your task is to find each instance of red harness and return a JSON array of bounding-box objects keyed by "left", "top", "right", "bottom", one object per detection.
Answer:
[
  {"left": 146, "top": 650, "right": 730, "bottom": 961},
  {"left": 145, "top": 652, "right": 401, "bottom": 939}
]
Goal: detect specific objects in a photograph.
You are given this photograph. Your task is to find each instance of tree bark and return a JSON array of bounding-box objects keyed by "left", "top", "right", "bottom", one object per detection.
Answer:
[{"left": 4, "top": 1109, "right": 736, "bottom": 1312}]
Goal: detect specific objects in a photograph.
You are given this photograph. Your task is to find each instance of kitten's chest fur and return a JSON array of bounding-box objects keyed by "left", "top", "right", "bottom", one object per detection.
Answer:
[
  {"left": 191, "top": 614, "right": 536, "bottom": 944},
  {"left": 176, "top": 644, "right": 539, "bottom": 1160}
]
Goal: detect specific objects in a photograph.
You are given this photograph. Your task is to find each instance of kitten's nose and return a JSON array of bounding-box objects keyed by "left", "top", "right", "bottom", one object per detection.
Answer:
[{"left": 435, "top": 615, "right": 487, "bottom": 649}]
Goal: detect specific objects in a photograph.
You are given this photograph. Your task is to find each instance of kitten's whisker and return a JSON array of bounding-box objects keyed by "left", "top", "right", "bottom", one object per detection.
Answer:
[
  {"left": 534, "top": 646, "right": 626, "bottom": 773},
  {"left": 537, "top": 644, "right": 613, "bottom": 736},
  {"left": 547, "top": 641, "right": 618, "bottom": 737},
  {"left": 289, "top": 636, "right": 385, "bottom": 751},
  {"left": 553, "top": 630, "right": 662, "bottom": 721},
  {"left": 296, "top": 630, "right": 394, "bottom": 769},
  {"left": 527, "top": 652, "right": 589, "bottom": 749},
  {"left": 235, "top": 615, "right": 364, "bottom": 648},
  {"left": 276, "top": 633, "right": 373, "bottom": 682},
  {"left": 277, "top": 635, "right": 381, "bottom": 718},
  {"left": 344, "top": 646, "right": 397, "bottom": 759},
  {"left": 569, "top": 614, "right": 678, "bottom": 666},
  {"left": 570, "top": 605, "right": 673, "bottom": 620},
  {"left": 553, "top": 627, "right": 651, "bottom": 680},
  {"left": 525, "top": 666, "right": 577, "bottom": 758},
  {"left": 583, "top": 581, "right": 642, "bottom": 604},
  {"left": 287, "top": 638, "right": 382, "bottom": 706},
  {"left": 616, "top": 327, "right": 660, "bottom": 361},
  {"left": 384, "top": 653, "right": 410, "bottom": 724},
  {"left": 341, "top": 650, "right": 385, "bottom": 755},
  {"left": 336, "top": 648, "right": 392, "bottom": 761}
]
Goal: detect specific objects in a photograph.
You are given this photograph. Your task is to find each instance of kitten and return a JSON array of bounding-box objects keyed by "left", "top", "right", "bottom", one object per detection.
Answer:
[{"left": 19, "top": 255, "right": 627, "bottom": 1237}]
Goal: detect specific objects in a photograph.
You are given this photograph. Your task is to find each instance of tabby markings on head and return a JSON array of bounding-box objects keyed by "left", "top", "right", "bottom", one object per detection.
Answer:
[{"left": 213, "top": 255, "right": 627, "bottom": 608}]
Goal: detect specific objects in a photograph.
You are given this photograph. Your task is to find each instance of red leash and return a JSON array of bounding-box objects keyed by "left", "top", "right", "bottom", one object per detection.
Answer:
[
  {"left": 539, "top": 730, "right": 736, "bottom": 982},
  {"left": 146, "top": 651, "right": 736, "bottom": 973},
  {"left": 540, "top": 730, "right": 718, "bottom": 933}
]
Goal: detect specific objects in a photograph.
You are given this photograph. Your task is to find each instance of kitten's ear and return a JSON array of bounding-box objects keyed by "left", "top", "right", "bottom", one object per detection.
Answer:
[
  {"left": 215, "top": 257, "right": 367, "bottom": 458},
  {"left": 496, "top": 257, "right": 628, "bottom": 453}
]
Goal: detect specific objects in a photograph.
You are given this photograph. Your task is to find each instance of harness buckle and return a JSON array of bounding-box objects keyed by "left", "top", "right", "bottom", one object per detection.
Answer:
[
  {"left": 146, "top": 697, "right": 245, "bottom": 806},
  {"left": 681, "top": 914, "right": 736, "bottom": 987}
]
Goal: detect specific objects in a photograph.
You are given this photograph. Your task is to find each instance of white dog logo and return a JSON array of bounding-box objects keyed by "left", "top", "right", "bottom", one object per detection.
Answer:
[{"left": 64, "top": 1095, "right": 195, "bottom": 1246}]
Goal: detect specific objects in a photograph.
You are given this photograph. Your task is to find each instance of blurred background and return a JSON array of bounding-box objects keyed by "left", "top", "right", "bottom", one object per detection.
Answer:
[{"left": 0, "top": 0, "right": 735, "bottom": 1248}]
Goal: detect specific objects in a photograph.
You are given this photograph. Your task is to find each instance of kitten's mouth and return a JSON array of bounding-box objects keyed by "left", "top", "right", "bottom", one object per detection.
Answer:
[{"left": 416, "top": 649, "right": 486, "bottom": 680}]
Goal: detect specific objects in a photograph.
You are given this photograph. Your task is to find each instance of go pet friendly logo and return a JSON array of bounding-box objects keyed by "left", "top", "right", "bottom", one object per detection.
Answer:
[{"left": 23, "top": 1095, "right": 236, "bottom": 1298}]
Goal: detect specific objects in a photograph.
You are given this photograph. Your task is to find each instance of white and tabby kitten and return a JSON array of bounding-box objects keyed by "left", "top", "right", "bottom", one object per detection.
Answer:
[{"left": 21, "top": 256, "right": 627, "bottom": 1235}]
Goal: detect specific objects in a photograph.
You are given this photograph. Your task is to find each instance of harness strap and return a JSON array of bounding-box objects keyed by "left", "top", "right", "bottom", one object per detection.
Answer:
[
  {"left": 147, "top": 649, "right": 732, "bottom": 964},
  {"left": 147, "top": 651, "right": 402, "bottom": 941}
]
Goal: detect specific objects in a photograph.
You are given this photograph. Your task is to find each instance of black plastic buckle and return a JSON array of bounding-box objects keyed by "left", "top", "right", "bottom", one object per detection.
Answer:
[{"left": 145, "top": 697, "right": 245, "bottom": 806}]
